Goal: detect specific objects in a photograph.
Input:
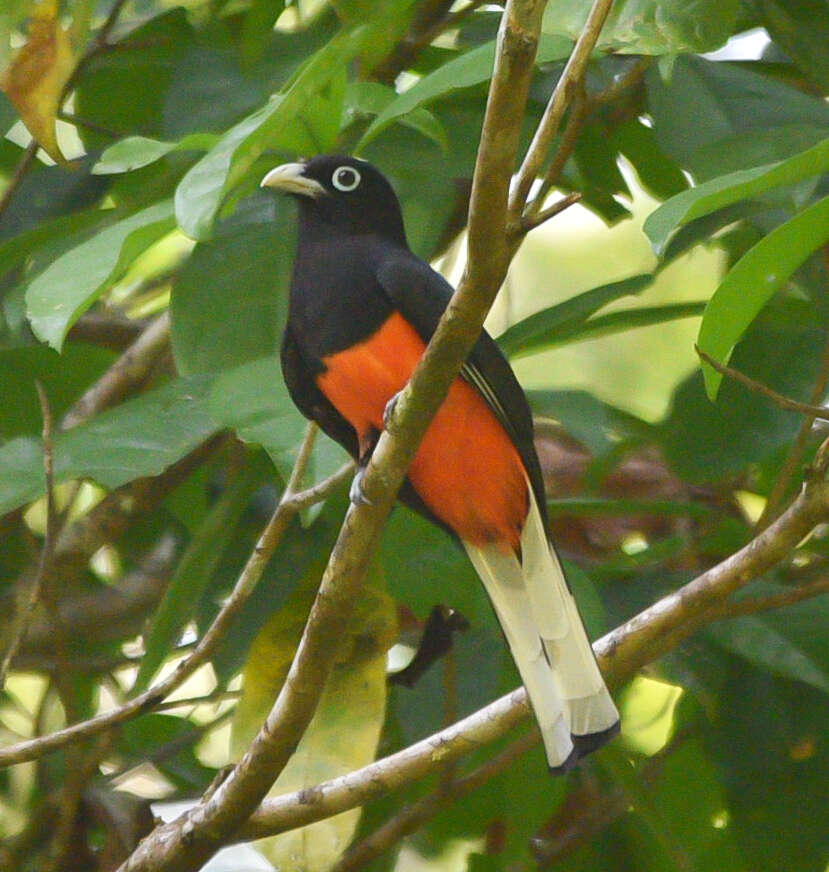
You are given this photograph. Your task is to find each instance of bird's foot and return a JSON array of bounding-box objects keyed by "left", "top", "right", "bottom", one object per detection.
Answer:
[
  {"left": 349, "top": 466, "right": 373, "bottom": 506},
  {"left": 383, "top": 391, "right": 401, "bottom": 429}
]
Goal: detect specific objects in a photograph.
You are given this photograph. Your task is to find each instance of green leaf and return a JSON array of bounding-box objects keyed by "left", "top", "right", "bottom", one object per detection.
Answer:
[
  {"left": 543, "top": 0, "right": 739, "bottom": 55},
  {"left": 92, "top": 134, "right": 217, "bottom": 175},
  {"left": 358, "top": 34, "right": 572, "bottom": 148},
  {"left": 25, "top": 201, "right": 176, "bottom": 350},
  {"left": 547, "top": 497, "right": 713, "bottom": 519},
  {"left": 133, "top": 455, "right": 267, "bottom": 692},
  {"left": 0, "top": 377, "right": 218, "bottom": 515},
  {"left": 646, "top": 56, "right": 829, "bottom": 180},
  {"left": 553, "top": 301, "right": 706, "bottom": 348},
  {"left": 698, "top": 195, "right": 829, "bottom": 399},
  {"left": 497, "top": 273, "right": 653, "bottom": 359},
  {"left": 643, "top": 136, "right": 829, "bottom": 255},
  {"left": 705, "top": 616, "right": 829, "bottom": 695},
  {"left": 756, "top": 0, "right": 829, "bottom": 92}
]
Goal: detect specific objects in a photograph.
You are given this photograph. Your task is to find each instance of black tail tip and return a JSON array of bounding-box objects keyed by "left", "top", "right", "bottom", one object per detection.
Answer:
[{"left": 548, "top": 719, "right": 621, "bottom": 775}]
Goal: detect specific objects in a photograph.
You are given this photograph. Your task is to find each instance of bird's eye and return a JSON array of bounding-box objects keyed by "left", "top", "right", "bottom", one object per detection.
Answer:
[{"left": 331, "top": 166, "right": 361, "bottom": 192}]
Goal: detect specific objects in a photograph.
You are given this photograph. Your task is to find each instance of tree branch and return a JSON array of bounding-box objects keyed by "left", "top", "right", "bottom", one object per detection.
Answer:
[
  {"left": 509, "top": 0, "right": 616, "bottom": 217},
  {"left": 0, "top": 383, "right": 58, "bottom": 689},
  {"left": 61, "top": 312, "right": 171, "bottom": 429},
  {"left": 696, "top": 345, "right": 829, "bottom": 422},
  {"left": 236, "top": 441, "right": 829, "bottom": 841},
  {"left": 117, "top": 3, "right": 550, "bottom": 870},
  {"left": 0, "top": 428, "right": 350, "bottom": 769}
]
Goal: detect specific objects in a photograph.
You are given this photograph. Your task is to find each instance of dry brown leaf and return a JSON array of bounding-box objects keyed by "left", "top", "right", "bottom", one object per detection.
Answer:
[{"left": 1, "top": 0, "right": 76, "bottom": 162}]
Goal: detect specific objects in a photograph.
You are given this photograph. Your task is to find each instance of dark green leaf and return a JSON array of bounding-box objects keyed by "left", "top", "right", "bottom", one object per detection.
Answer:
[{"left": 171, "top": 193, "right": 292, "bottom": 376}]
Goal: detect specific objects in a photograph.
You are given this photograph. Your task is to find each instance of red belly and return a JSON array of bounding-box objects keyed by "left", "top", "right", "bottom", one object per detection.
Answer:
[{"left": 317, "top": 312, "right": 528, "bottom": 550}]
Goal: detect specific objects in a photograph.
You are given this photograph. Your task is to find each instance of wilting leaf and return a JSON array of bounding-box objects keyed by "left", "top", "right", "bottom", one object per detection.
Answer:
[
  {"left": 0, "top": 0, "right": 79, "bottom": 161},
  {"left": 232, "top": 558, "right": 397, "bottom": 871}
]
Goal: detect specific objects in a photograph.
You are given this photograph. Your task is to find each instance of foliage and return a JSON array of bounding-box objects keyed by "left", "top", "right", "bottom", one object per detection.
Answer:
[{"left": 0, "top": 0, "right": 827, "bottom": 870}]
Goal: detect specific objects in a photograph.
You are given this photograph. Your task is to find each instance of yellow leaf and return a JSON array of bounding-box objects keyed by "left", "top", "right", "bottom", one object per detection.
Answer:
[
  {"left": 232, "top": 557, "right": 398, "bottom": 871},
  {"left": 1, "top": 0, "right": 77, "bottom": 162}
]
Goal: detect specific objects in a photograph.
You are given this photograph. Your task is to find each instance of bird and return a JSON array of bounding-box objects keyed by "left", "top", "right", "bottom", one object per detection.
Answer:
[{"left": 261, "top": 154, "right": 619, "bottom": 770}]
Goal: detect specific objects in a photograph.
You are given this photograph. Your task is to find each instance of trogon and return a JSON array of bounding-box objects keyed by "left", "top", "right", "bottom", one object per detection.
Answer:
[{"left": 261, "top": 154, "right": 619, "bottom": 770}]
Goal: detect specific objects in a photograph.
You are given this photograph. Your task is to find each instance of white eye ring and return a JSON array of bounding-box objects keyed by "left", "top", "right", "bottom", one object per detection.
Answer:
[{"left": 332, "top": 166, "right": 361, "bottom": 192}]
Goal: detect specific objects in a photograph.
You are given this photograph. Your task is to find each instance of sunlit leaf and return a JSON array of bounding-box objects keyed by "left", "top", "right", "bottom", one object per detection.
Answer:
[
  {"left": 543, "top": 0, "right": 739, "bottom": 55},
  {"left": 92, "top": 134, "right": 217, "bottom": 175}
]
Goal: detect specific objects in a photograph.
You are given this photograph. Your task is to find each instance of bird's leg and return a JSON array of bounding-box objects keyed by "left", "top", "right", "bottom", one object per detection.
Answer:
[
  {"left": 383, "top": 390, "right": 402, "bottom": 429},
  {"left": 350, "top": 427, "right": 380, "bottom": 506}
]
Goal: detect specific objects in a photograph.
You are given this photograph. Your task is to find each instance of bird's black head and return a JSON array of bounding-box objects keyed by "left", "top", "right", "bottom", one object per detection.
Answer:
[{"left": 261, "top": 155, "right": 407, "bottom": 247}]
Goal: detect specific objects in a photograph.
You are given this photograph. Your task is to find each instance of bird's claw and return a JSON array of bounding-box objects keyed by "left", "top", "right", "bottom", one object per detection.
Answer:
[
  {"left": 383, "top": 391, "right": 401, "bottom": 429},
  {"left": 349, "top": 467, "right": 373, "bottom": 506}
]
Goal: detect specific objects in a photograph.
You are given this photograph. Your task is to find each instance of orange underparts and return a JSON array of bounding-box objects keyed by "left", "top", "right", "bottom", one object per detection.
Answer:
[{"left": 317, "top": 312, "right": 529, "bottom": 550}]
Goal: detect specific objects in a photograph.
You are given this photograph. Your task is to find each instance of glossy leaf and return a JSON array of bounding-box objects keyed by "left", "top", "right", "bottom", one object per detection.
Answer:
[{"left": 698, "top": 195, "right": 829, "bottom": 398}]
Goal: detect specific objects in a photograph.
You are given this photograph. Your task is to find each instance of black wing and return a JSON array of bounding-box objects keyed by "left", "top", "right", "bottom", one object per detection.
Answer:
[{"left": 375, "top": 252, "right": 549, "bottom": 530}]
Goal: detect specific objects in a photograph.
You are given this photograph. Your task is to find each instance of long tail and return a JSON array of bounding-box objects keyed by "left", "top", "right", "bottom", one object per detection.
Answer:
[{"left": 463, "top": 483, "right": 619, "bottom": 770}]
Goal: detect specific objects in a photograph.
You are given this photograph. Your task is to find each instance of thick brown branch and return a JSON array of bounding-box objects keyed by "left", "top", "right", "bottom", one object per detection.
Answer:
[{"left": 0, "top": 428, "right": 349, "bottom": 769}]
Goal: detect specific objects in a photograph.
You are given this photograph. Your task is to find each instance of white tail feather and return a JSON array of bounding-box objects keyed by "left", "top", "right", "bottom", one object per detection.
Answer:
[{"left": 463, "top": 485, "right": 619, "bottom": 768}]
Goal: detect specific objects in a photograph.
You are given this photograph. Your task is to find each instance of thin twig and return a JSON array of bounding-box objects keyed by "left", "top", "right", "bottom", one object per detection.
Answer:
[
  {"left": 61, "top": 312, "right": 171, "bottom": 429},
  {"left": 0, "top": 140, "right": 39, "bottom": 220},
  {"left": 696, "top": 345, "right": 829, "bottom": 422},
  {"left": 332, "top": 730, "right": 539, "bottom": 872},
  {"left": 519, "top": 192, "right": 582, "bottom": 233},
  {"left": 757, "top": 327, "right": 829, "bottom": 529},
  {"left": 0, "top": 430, "right": 351, "bottom": 769},
  {"left": 509, "top": 0, "right": 616, "bottom": 217},
  {"left": 0, "top": 383, "right": 59, "bottom": 689}
]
